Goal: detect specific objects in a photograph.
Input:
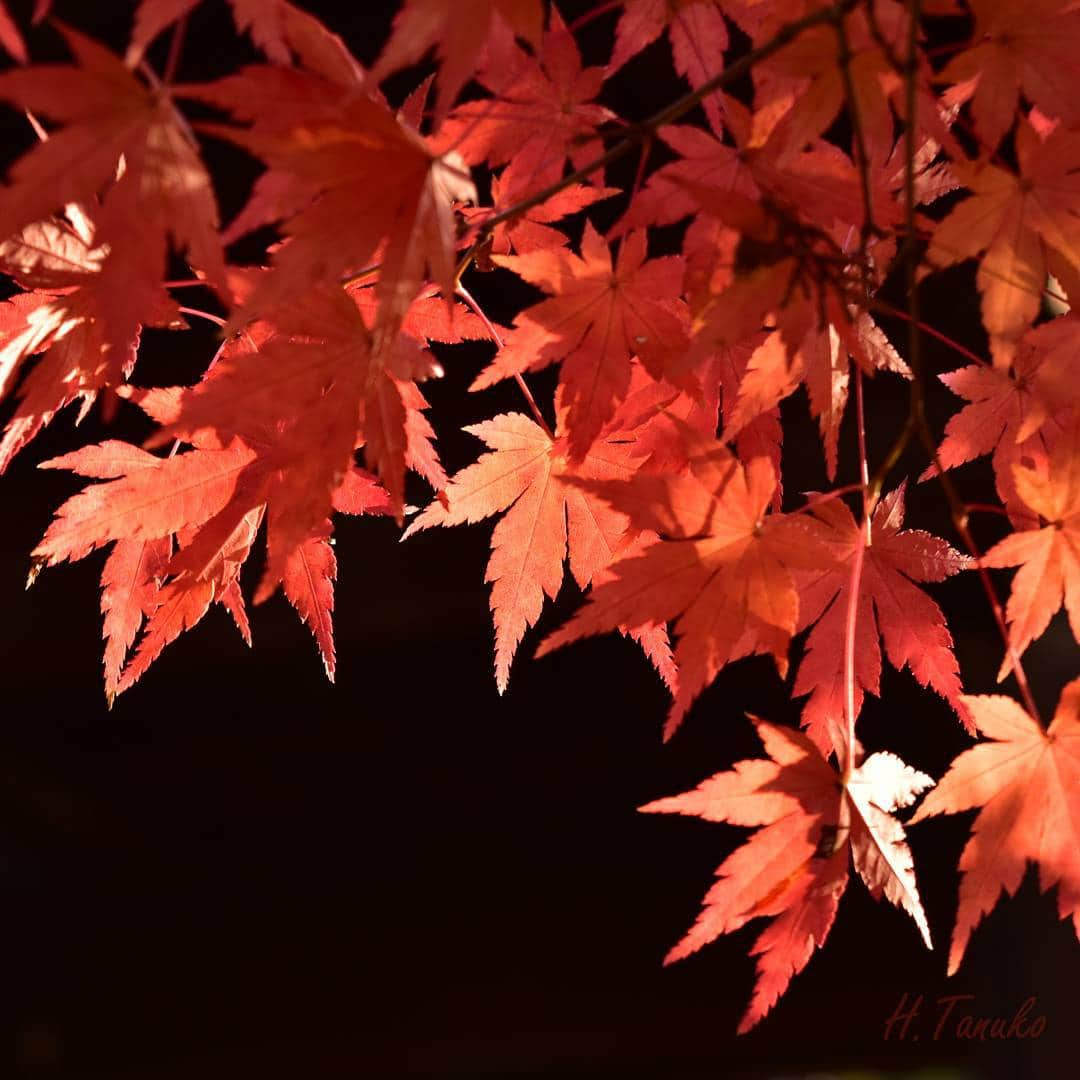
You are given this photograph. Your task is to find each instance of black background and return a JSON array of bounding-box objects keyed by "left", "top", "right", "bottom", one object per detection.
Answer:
[{"left": 0, "top": 2, "right": 1075, "bottom": 1076}]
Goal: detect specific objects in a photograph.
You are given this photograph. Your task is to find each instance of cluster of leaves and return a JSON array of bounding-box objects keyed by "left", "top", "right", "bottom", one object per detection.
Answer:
[{"left": 0, "top": 0, "right": 1077, "bottom": 1034}]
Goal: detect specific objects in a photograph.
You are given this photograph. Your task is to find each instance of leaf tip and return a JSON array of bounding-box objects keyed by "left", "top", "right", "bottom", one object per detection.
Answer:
[{"left": 25, "top": 555, "right": 46, "bottom": 589}]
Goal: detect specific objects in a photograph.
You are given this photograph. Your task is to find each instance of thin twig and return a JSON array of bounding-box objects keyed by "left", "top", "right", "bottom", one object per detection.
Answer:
[
  {"left": 452, "top": 0, "right": 862, "bottom": 281},
  {"left": 894, "top": 0, "right": 1043, "bottom": 725}
]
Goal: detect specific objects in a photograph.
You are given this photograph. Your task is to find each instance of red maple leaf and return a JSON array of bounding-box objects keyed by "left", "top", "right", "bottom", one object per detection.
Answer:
[
  {"left": 642, "top": 717, "right": 933, "bottom": 1032},
  {"left": 477, "top": 222, "right": 690, "bottom": 458},
  {"left": 435, "top": 8, "right": 613, "bottom": 199},
  {"left": 793, "top": 483, "right": 973, "bottom": 758},
  {"left": 0, "top": 210, "right": 187, "bottom": 471},
  {"left": 607, "top": 1, "right": 729, "bottom": 133},
  {"left": 371, "top": 0, "right": 544, "bottom": 119},
  {"left": 34, "top": 430, "right": 389, "bottom": 696},
  {"left": 912, "top": 679, "right": 1080, "bottom": 974},
  {"left": 937, "top": 0, "right": 1080, "bottom": 152},
  {"left": 128, "top": 0, "right": 361, "bottom": 74},
  {"left": 184, "top": 60, "right": 475, "bottom": 346},
  {"left": 0, "top": 26, "right": 228, "bottom": 335}
]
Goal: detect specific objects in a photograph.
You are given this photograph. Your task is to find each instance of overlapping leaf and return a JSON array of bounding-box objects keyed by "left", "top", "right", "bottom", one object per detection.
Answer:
[
  {"left": 538, "top": 431, "right": 837, "bottom": 736},
  {"left": 478, "top": 222, "right": 690, "bottom": 457},
  {"left": 642, "top": 717, "right": 933, "bottom": 1032},
  {"left": 982, "top": 417, "right": 1080, "bottom": 668}
]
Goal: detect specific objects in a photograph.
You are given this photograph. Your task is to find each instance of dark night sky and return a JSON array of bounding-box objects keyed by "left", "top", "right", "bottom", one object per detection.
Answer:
[{"left": 0, "top": 2, "right": 1075, "bottom": 1076}]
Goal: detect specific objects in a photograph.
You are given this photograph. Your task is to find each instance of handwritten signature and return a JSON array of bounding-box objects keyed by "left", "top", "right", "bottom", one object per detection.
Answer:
[{"left": 884, "top": 992, "right": 1047, "bottom": 1041}]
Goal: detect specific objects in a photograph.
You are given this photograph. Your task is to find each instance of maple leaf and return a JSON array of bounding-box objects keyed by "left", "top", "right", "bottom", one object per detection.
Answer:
[
  {"left": 113, "top": 509, "right": 262, "bottom": 697},
  {"left": 748, "top": 0, "right": 908, "bottom": 165},
  {"left": 461, "top": 174, "right": 617, "bottom": 260},
  {"left": 925, "top": 119, "right": 1080, "bottom": 363},
  {"left": 676, "top": 182, "right": 877, "bottom": 385},
  {"left": 537, "top": 431, "right": 837, "bottom": 737},
  {"left": 921, "top": 317, "right": 1078, "bottom": 527},
  {"left": 282, "top": 520, "right": 338, "bottom": 681},
  {"left": 0, "top": 26, "right": 227, "bottom": 335},
  {"left": 129, "top": 284, "right": 404, "bottom": 592},
  {"left": 185, "top": 64, "right": 475, "bottom": 346},
  {"left": 128, "top": 0, "right": 360, "bottom": 74},
  {"left": 101, "top": 536, "right": 175, "bottom": 702},
  {"left": 33, "top": 440, "right": 259, "bottom": 569},
  {"left": 793, "top": 483, "right": 973, "bottom": 758},
  {"left": 403, "top": 400, "right": 673, "bottom": 694},
  {"left": 0, "top": 209, "right": 190, "bottom": 471},
  {"left": 642, "top": 717, "right": 933, "bottom": 1032},
  {"left": 938, "top": 0, "right": 1080, "bottom": 152},
  {"left": 982, "top": 417, "right": 1080, "bottom": 668},
  {"left": 911, "top": 679, "right": 1080, "bottom": 975},
  {"left": 33, "top": 439, "right": 259, "bottom": 698},
  {"left": 434, "top": 8, "right": 613, "bottom": 199},
  {"left": 613, "top": 121, "right": 757, "bottom": 236},
  {"left": 35, "top": 425, "right": 390, "bottom": 695},
  {"left": 371, "top": 0, "right": 544, "bottom": 119},
  {"left": 478, "top": 222, "right": 690, "bottom": 458},
  {"left": 39, "top": 441, "right": 174, "bottom": 701},
  {"left": 607, "top": 1, "right": 730, "bottom": 134},
  {"left": 723, "top": 317, "right": 908, "bottom": 482}
]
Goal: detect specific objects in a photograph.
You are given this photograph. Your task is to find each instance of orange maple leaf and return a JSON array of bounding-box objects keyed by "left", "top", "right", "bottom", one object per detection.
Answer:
[
  {"left": 537, "top": 431, "right": 836, "bottom": 737},
  {"left": 982, "top": 417, "right": 1080, "bottom": 670},
  {"left": 925, "top": 120, "right": 1080, "bottom": 364},
  {"left": 922, "top": 316, "right": 1077, "bottom": 527},
  {"left": 642, "top": 717, "right": 933, "bottom": 1032},
  {"left": 404, "top": 400, "right": 673, "bottom": 694},
  {"left": 911, "top": 679, "right": 1080, "bottom": 975},
  {"left": 723, "top": 317, "right": 908, "bottom": 481}
]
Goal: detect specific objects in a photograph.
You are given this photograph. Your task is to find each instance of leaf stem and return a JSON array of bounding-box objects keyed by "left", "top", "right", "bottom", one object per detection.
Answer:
[
  {"left": 455, "top": 283, "right": 555, "bottom": 440},
  {"left": 841, "top": 370, "right": 872, "bottom": 779},
  {"left": 163, "top": 15, "right": 188, "bottom": 86},
  {"left": 178, "top": 305, "right": 226, "bottom": 328},
  {"left": 868, "top": 297, "right": 988, "bottom": 367},
  {"left": 792, "top": 482, "right": 867, "bottom": 516},
  {"left": 567, "top": 1, "right": 623, "bottom": 34}
]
